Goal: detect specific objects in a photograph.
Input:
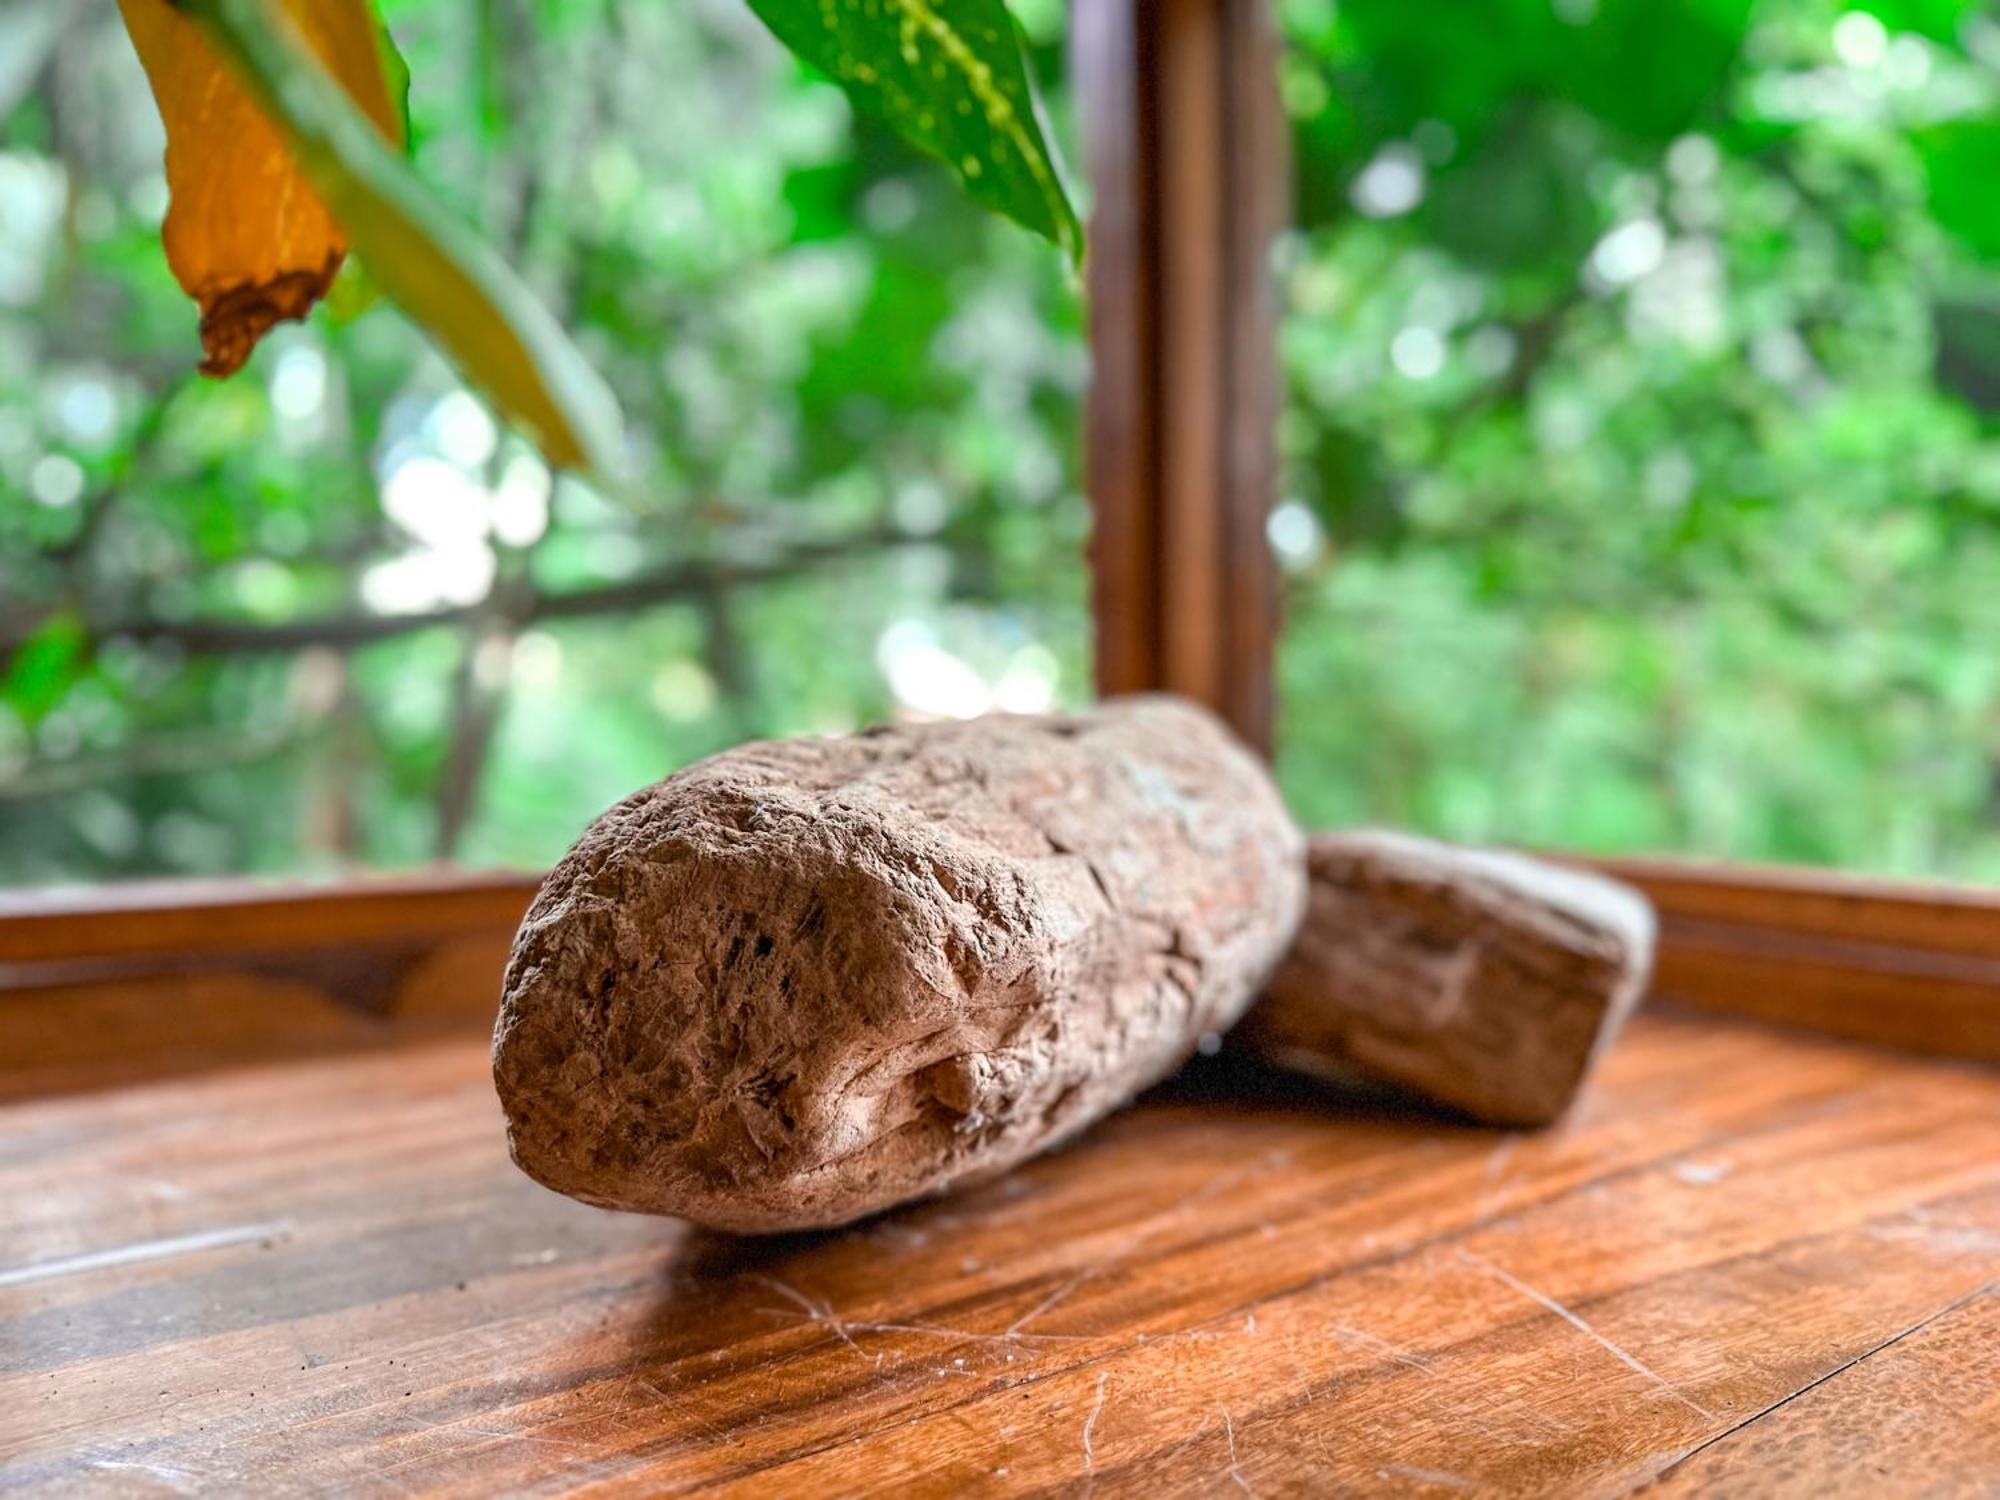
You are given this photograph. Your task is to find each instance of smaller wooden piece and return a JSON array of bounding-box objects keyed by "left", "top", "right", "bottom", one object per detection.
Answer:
[{"left": 1236, "top": 830, "right": 1655, "bottom": 1126}]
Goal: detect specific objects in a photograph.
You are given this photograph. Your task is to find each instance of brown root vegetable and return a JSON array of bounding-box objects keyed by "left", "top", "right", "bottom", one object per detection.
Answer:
[
  {"left": 493, "top": 695, "right": 1305, "bottom": 1232},
  {"left": 1236, "top": 831, "right": 1655, "bottom": 1126}
]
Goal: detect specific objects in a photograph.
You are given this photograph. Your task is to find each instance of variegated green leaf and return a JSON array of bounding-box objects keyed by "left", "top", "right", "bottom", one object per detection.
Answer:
[{"left": 746, "top": 0, "right": 1082, "bottom": 262}]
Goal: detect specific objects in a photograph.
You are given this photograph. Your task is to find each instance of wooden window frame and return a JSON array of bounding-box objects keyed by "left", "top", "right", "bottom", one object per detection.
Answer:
[
  {"left": 1, "top": 0, "right": 1995, "bottom": 1075},
  {"left": 1070, "top": 0, "right": 2000, "bottom": 1062},
  {"left": 1079, "top": 0, "right": 1285, "bottom": 756}
]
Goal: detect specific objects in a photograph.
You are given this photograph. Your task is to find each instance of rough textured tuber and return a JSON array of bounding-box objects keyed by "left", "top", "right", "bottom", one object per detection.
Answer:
[
  {"left": 493, "top": 695, "right": 1305, "bottom": 1232},
  {"left": 1235, "top": 831, "right": 1654, "bottom": 1126}
]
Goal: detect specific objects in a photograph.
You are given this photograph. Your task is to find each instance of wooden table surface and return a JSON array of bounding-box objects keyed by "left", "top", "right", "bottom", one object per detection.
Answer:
[{"left": 4, "top": 1008, "right": 1998, "bottom": 1497}]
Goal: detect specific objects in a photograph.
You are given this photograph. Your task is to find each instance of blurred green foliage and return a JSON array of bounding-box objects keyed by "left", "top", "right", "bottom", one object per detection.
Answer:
[
  {"left": 1275, "top": 0, "right": 2000, "bottom": 878},
  {"left": 9, "top": 0, "right": 1998, "bottom": 888},
  {"left": 0, "top": 0, "right": 1085, "bottom": 885}
]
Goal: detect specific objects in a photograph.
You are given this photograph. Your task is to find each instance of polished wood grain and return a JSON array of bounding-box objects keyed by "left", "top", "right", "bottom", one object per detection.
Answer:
[
  {"left": 1594, "top": 855, "right": 2000, "bottom": 957},
  {"left": 0, "top": 872, "right": 533, "bottom": 1102},
  {"left": 1646, "top": 1287, "right": 2000, "bottom": 1496},
  {"left": 1076, "top": 0, "right": 1161, "bottom": 708},
  {"left": 1587, "top": 856, "right": 2000, "bottom": 1065},
  {"left": 1078, "top": 0, "right": 1285, "bottom": 754},
  {"left": 5, "top": 1005, "right": 1997, "bottom": 1496},
  {"left": 0, "top": 934, "right": 507, "bottom": 1103},
  {"left": 0, "top": 869, "right": 537, "bottom": 968},
  {"left": 1215, "top": 0, "right": 1287, "bottom": 758}
]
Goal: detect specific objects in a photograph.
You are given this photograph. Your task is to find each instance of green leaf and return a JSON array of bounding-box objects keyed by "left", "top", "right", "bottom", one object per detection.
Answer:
[
  {"left": 181, "top": 0, "right": 625, "bottom": 477},
  {"left": 0, "top": 612, "right": 85, "bottom": 720},
  {"left": 1921, "top": 121, "right": 2000, "bottom": 259},
  {"left": 323, "top": 251, "right": 384, "bottom": 322},
  {"left": 373, "top": 12, "right": 413, "bottom": 153},
  {"left": 745, "top": 0, "right": 1083, "bottom": 263}
]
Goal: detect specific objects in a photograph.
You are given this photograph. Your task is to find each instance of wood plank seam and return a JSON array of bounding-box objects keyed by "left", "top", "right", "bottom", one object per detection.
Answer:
[{"left": 1625, "top": 1276, "right": 2000, "bottom": 1494}]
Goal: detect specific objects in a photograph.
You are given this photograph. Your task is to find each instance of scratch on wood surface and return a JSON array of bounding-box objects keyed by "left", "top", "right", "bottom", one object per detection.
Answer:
[
  {"left": 1220, "top": 1406, "right": 1257, "bottom": 1496},
  {"left": 1154, "top": 1412, "right": 1213, "bottom": 1468},
  {"left": 1475, "top": 1134, "right": 1520, "bottom": 1219},
  {"left": 612, "top": 1369, "right": 734, "bottom": 1445},
  {"left": 753, "top": 1276, "right": 863, "bottom": 1357},
  {"left": 421, "top": 1421, "right": 604, "bottom": 1452},
  {"left": 754, "top": 1277, "right": 1091, "bottom": 1368},
  {"left": 368, "top": 1413, "right": 641, "bottom": 1496},
  {"left": 1457, "top": 1251, "right": 1716, "bottom": 1420},
  {"left": 624, "top": 1373, "right": 673, "bottom": 1405},
  {"left": 1382, "top": 1462, "right": 1477, "bottom": 1491},
  {"left": 855, "top": 1317, "right": 1084, "bottom": 1347},
  {"left": 0, "top": 1220, "right": 292, "bottom": 1288},
  {"left": 1329, "top": 1321, "right": 1434, "bottom": 1373},
  {"left": 1005, "top": 1274, "right": 1088, "bottom": 1337},
  {"left": 1007, "top": 1155, "right": 1283, "bottom": 1337},
  {"left": 89, "top": 1461, "right": 200, "bottom": 1495},
  {"left": 1865, "top": 1207, "right": 2000, "bottom": 1257},
  {"left": 1670, "top": 1159, "right": 1731, "bottom": 1187},
  {"left": 380, "top": 1403, "right": 627, "bottom": 1475},
  {"left": 1081, "top": 1372, "right": 1109, "bottom": 1472}
]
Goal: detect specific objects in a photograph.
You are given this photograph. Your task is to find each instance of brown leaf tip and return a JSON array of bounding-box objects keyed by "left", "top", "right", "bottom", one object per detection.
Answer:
[{"left": 196, "top": 256, "right": 344, "bottom": 378}]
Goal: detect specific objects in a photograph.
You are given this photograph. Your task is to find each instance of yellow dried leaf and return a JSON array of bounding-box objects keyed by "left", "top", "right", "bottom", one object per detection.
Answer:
[{"left": 119, "top": 0, "right": 402, "bottom": 377}]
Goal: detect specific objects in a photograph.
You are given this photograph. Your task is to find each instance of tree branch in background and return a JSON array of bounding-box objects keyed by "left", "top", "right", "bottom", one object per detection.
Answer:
[
  {"left": 423, "top": 0, "right": 619, "bottom": 861},
  {"left": 433, "top": 617, "right": 513, "bottom": 859},
  {"left": 1, "top": 527, "right": 938, "bottom": 807},
  {"left": 299, "top": 650, "right": 365, "bottom": 858},
  {"left": 697, "top": 573, "right": 755, "bottom": 741},
  {"left": 24, "top": 528, "right": 927, "bottom": 658},
  {"left": 0, "top": 721, "right": 296, "bottom": 801}
]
